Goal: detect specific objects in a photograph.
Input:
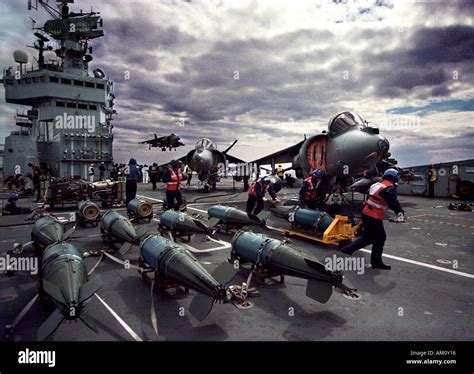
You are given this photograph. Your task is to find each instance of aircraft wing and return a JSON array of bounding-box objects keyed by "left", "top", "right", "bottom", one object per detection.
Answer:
[
  {"left": 157, "top": 154, "right": 188, "bottom": 169},
  {"left": 251, "top": 140, "right": 305, "bottom": 166},
  {"left": 139, "top": 135, "right": 166, "bottom": 145},
  {"left": 225, "top": 153, "right": 247, "bottom": 164}
]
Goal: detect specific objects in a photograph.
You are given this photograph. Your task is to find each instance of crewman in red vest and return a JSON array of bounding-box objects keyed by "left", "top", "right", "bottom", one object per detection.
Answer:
[
  {"left": 299, "top": 169, "right": 325, "bottom": 210},
  {"left": 246, "top": 176, "right": 279, "bottom": 215},
  {"left": 162, "top": 160, "right": 185, "bottom": 210},
  {"left": 340, "top": 168, "right": 405, "bottom": 270}
]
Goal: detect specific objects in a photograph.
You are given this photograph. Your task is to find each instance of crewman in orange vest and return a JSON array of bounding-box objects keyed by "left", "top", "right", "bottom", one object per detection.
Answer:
[
  {"left": 246, "top": 176, "right": 279, "bottom": 215},
  {"left": 340, "top": 168, "right": 405, "bottom": 270},
  {"left": 162, "top": 160, "right": 185, "bottom": 210},
  {"left": 299, "top": 169, "right": 325, "bottom": 210}
]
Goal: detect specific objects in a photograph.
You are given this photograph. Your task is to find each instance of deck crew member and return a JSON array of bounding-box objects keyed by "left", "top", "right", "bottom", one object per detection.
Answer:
[
  {"left": 162, "top": 160, "right": 184, "bottom": 211},
  {"left": 299, "top": 169, "right": 325, "bottom": 210},
  {"left": 125, "top": 158, "right": 139, "bottom": 205},
  {"left": 246, "top": 176, "right": 279, "bottom": 215},
  {"left": 148, "top": 163, "right": 159, "bottom": 190},
  {"left": 340, "top": 168, "right": 405, "bottom": 270}
]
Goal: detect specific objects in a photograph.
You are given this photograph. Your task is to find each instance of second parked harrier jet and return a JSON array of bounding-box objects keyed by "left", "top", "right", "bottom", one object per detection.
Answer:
[
  {"left": 162, "top": 138, "right": 248, "bottom": 190},
  {"left": 252, "top": 111, "right": 394, "bottom": 194},
  {"left": 139, "top": 133, "right": 184, "bottom": 151}
]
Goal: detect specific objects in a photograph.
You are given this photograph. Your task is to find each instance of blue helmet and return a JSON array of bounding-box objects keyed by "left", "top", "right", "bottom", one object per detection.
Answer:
[
  {"left": 383, "top": 168, "right": 399, "bottom": 182},
  {"left": 312, "top": 169, "right": 324, "bottom": 179},
  {"left": 8, "top": 193, "right": 18, "bottom": 202}
]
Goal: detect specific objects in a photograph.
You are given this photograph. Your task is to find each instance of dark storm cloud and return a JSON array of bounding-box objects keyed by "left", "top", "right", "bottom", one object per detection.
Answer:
[
  {"left": 2, "top": 0, "right": 473, "bottom": 166},
  {"left": 362, "top": 25, "right": 474, "bottom": 98}
]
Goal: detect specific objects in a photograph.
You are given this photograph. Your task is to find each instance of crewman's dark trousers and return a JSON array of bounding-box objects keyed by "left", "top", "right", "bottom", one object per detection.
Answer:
[
  {"left": 166, "top": 190, "right": 183, "bottom": 211},
  {"left": 150, "top": 176, "right": 158, "bottom": 190},
  {"left": 305, "top": 200, "right": 318, "bottom": 210},
  {"left": 126, "top": 180, "right": 137, "bottom": 205},
  {"left": 246, "top": 196, "right": 264, "bottom": 215},
  {"left": 428, "top": 182, "right": 435, "bottom": 198},
  {"left": 341, "top": 214, "right": 386, "bottom": 264}
]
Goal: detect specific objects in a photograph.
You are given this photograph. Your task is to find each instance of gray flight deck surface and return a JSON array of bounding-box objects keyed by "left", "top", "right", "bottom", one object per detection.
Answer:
[{"left": 1, "top": 179, "right": 473, "bottom": 341}]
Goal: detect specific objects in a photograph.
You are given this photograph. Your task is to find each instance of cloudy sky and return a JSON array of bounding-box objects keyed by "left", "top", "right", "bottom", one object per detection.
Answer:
[{"left": 1, "top": 0, "right": 473, "bottom": 167}]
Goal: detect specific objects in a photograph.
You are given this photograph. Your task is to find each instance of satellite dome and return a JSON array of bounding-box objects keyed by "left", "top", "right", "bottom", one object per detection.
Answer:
[{"left": 13, "top": 50, "right": 28, "bottom": 64}]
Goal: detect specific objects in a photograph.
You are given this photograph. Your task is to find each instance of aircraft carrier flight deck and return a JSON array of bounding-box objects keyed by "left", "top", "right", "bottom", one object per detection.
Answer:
[{"left": 1, "top": 180, "right": 472, "bottom": 342}]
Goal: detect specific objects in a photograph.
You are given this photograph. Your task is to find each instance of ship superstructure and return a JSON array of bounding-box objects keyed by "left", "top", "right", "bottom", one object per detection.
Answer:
[{"left": 1, "top": 0, "right": 115, "bottom": 179}]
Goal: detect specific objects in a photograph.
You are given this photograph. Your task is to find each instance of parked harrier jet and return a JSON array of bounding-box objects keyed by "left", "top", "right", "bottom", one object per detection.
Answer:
[
  {"left": 163, "top": 138, "right": 249, "bottom": 190},
  {"left": 139, "top": 133, "right": 184, "bottom": 151},
  {"left": 252, "top": 111, "right": 394, "bottom": 194}
]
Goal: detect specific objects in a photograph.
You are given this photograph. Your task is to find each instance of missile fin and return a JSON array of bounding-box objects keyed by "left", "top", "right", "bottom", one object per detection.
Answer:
[
  {"left": 193, "top": 219, "right": 208, "bottom": 231},
  {"left": 304, "top": 258, "right": 330, "bottom": 273},
  {"left": 212, "top": 261, "right": 238, "bottom": 286},
  {"left": 207, "top": 218, "right": 220, "bottom": 228},
  {"left": 136, "top": 226, "right": 149, "bottom": 238},
  {"left": 79, "top": 275, "right": 103, "bottom": 303},
  {"left": 42, "top": 279, "right": 66, "bottom": 305},
  {"left": 306, "top": 279, "right": 333, "bottom": 304},
  {"left": 37, "top": 308, "right": 64, "bottom": 341},
  {"left": 189, "top": 293, "right": 214, "bottom": 321},
  {"left": 119, "top": 242, "right": 133, "bottom": 256},
  {"left": 257, "top": 211, "right": 271, "bottom": 221},
  {"left": 61, "top": 225, "right": 76, "bottom": 241},
  {"left": 79, "top": 312, "right": 99, "bottom": 333}
]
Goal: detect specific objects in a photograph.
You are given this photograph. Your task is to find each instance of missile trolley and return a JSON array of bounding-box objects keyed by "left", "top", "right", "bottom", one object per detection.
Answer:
[{"left": 269, "top": 205, "right": 360, "bottom": 245}]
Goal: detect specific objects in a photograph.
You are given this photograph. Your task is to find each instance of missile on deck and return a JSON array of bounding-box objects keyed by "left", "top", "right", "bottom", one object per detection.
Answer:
[
  {"left": 31, "top": 216, "right": 75, "bottom": 254},
  {"left": 38, "top": 242, "right": 102, "bottom": 340},
  {"left": 100, "top": 211, "right": 142, "bottom": 254},
  {"left": 231, "top": 230, "right": 348, "bottom": 303},
  {"left": 76, "top": 200, "right": 101, "bottom": 226},
  {"left": 269, "top": 205, "right": 333, "bottom": 232},
  {"left": 138, "top": 235, "right": 237, "bottom": 321},
  {"left": 208, "top": 205, "right": 270, "bottom": 231},
  {"left": 159, "top": 210, "right": 218, "bottom": 243},
  {"left": 127, "top": 198, "right": 153, "bottom": 222}
]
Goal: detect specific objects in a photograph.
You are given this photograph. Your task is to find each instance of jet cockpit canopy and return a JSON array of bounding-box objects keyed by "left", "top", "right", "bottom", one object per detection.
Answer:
[
  {"left": 195, "top": 138, "right": 215, "bottom": 152},
  {"left": 328, "top": 111, "right": 367, "bottom": 138}
]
